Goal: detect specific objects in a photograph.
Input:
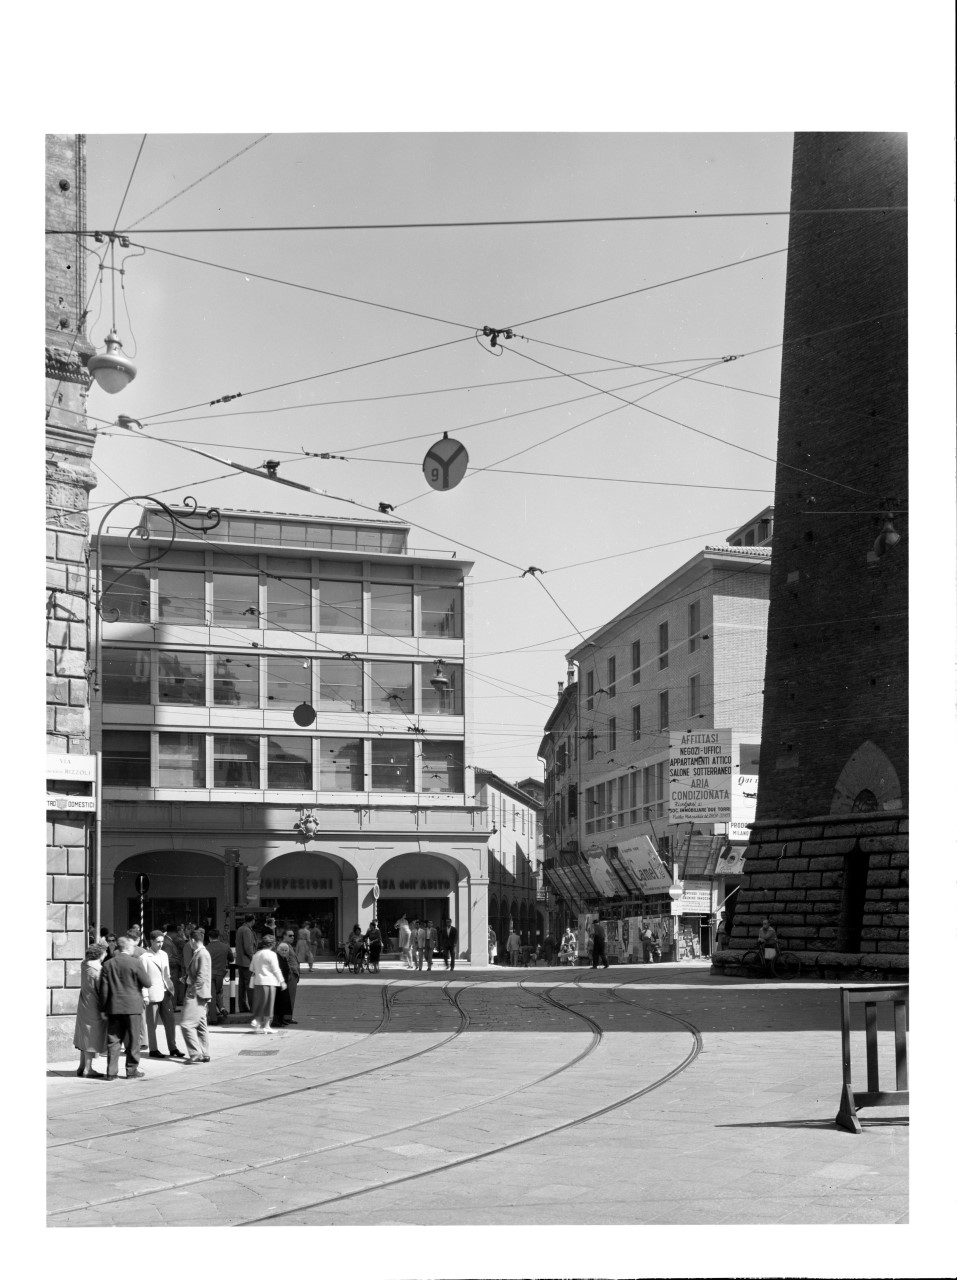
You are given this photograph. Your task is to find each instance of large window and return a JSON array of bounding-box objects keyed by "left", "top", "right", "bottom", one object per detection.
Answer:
[
  {"left": 421, "top": 662, "right": 463, "bottom": 715},
  {"left": 102, "top": 731, "right": 150, "bottom": 786},
  {"left": 157, "top": 569, "right": 205, "bottom": 623},
  {"left": 213, "top": 654, "right": 260, "bottom": 707},
  {"left": 659, "top": 689, "right": 669, "bottom": 730},
  {"left": 370, "top": 583, "right": 412, "bottom": 636},
  {"left": 319, "top": 579, "right": 362, "bottom": 633},
  {"left": 319, "top": 657, "right": 363, "bottom": 712},
  {"left": 319, "top": 737, "right": 363, "bottom": 791},
  {"left": 608, "top": 716, "right": 617, "bottom": 751},
  {"left": 607, "top": 656, "right": 617, "bottom": 697},
  {"left": 212, "top": 573, "right": 259, "bottom": 627},
  {"left": 371, "top": 740, "right": 414, "bottom": 791},
  {"left": 631, "top": 639, "right": 641, "bottom": 684},
  {"left": 422, "top": 741, "right": 464, "bottom": 793},
  {"left": 267, "top": 736, "right": 312, "bottom": 789},
  {"left": 370, "top": 661, "right": 415, "bottom": 714},
  {"left": 658, "top": 621, "right": 669, "bottom": 670},
  {"left": 632, "top": 703, "right": 641, "bottom": 741},
  {"left": 157, "top": 733, "right": 204, "bottom": 787},
  {"left": 419, "top": 586, "right": 463, "bottom": 638},
  {"left": 689, "top": 673, "right": 701, "bottom": 716},
  {"left": 101, "top": 566, "right": 150, "bottom": 622},
  {"left": 267, "top": 656, "right": 312, "bottom": 709},
  {"left": 213, "top": 735, "right": 260, "bottom": 788},
  {"left": 688, "top": 600, "right": 701, "bottom": 653},
  {"left": 267, "top": 576, "right": 311, "bottom": 631},
  {"left": 586, "top": 670, "right": 595, "bottom": 710},
  {"left": 158, "top": 650, "right": 205, "bottom": 705},
  {"left": 102, "top": 647, "right": 151, "bottom": 704}
]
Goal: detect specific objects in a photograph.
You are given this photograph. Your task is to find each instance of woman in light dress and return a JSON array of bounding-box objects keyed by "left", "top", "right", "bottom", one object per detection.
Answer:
[
  {"left": 73, "top": 944, "right": 108, "bottom": 1077},
  {"left": 295, "top": 923, "right": 314, "bottom": 970},
  {"left": 249, "top": 935, "right": 286, "bottom": 1034}
]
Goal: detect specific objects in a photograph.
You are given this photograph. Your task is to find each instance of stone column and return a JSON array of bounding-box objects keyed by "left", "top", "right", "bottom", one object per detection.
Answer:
[{"left": 467, "top": 875, "right": 490, "bottom": 967}]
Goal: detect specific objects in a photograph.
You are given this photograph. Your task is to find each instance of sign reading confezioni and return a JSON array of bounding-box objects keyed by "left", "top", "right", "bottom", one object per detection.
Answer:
[{"left": 669, "top": 729, "right": 733, "bottom": 821}]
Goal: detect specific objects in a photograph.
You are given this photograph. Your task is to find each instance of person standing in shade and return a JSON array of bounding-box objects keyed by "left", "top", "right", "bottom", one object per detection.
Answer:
[
  {"left": 296, "top": 923, "right": 314, "bottom": 972},
  {"left": 415, "top": 920, "right": 428, "bottom": 971},
  {"left": 366, "top": 918, "right": 383, "bottom": 973},
  {"left": 506, "top": 927, "right": 522, "bottom": 967},
  {"left": 591, "top": 918, "right": 610, "bottom": 969},
  {"left": 234, "top": 914, "right": 258, "bottom": 1014},
  {"left": 443, "top": 917, "right": 458, "bottom": 971},
  {"left": 488, "top": 925, "right": 497, "bottom": 965},
  {"left": 99, "top": 934, "right": 151, "bottom": 1080},
  {"left": 273, "top": 943, "right": 294, "bottom": 1027},
  {"left": 73, "top": 944, "right": 108, "bottom": 1077},
  {"left": 164, "top": 923, "right": 187, "bottom": 1008},
  {"left": 125, "top": 924, "right": 146, "bottom": 957},
  {"left": 142, "top": 929, "right": 184, "bottom": 1058},
  {"left": 180, "top": 929, "right": 212, "bottom": 1063},
  {"left": 207, "top": 928, "right": 230, "bottom": 1024},
  {"left": 277, "top": 929, "right": 301, "bottom": 1022},
  {"left": 249, "top": 935, "right": 285, "bottom": 1034},
  {"left": 396, "top": 914, "right": 413, "bottom": 969},
  {"left": 424, "top": 921, "right": 437, "bottom": 971}
]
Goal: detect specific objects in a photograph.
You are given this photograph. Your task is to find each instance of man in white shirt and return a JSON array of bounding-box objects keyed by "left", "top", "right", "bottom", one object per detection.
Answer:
[{"left": 142, "top": 930, "right": 184, "bottom": 1058}]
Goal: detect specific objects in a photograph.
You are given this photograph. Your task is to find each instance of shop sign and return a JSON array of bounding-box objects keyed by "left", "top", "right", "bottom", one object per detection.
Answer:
[
  {"left": 47, "top": 753, "right": 96, "bottom": 782},
  {"left": 730, "top": 773, "right": 758, "bottom": 840},
  {"left": 46, "top": 794, "right": 96, "bottom": 812},
  {"left": 677, "top": 880, "right": 715, "bottom": 914},
  {"left": 378, "top": 878, "right": 453, "bottom": 893},
  {"left": 261, "top": 877, "right": 335, "bottom": 892},
  {"left": 669, "top": 729, "right": 733, "bottom": 821},
  {"left": 615, "top": 835, "right": 673, "bottom": 895}
]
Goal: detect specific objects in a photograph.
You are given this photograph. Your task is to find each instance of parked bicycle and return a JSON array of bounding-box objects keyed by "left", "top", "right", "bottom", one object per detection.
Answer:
[
  {"left": 740, "top": 944, "right": 801, "bottom": 980},
  {"left": 335, "top": 943, "right": 370, "bottom": 975}
]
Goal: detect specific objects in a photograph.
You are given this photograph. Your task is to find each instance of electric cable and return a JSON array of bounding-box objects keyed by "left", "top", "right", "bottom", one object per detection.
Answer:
[
  {"left": 125, "top": 135, "right": 272, "bottom": 230},
  {"left": 108, "top": 135, "right": 147, "bottom": 236}
]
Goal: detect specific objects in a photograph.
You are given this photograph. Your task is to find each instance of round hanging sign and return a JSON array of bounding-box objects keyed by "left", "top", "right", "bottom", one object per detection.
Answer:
[
  {"left": 293, "top": 702, "right": 317, "bottom": 727},
  {"left": 373, "top": 882, "right": 380, "bottom": 900},
  {"left": 135, "top": 873, "right": 150, "bottom": 896},
  {"left": 423, "top": 433, "right": 469, "bottom": 491}
]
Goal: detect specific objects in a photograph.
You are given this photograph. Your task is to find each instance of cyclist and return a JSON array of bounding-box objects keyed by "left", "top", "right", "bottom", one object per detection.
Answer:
[{"left": 757, "top": 917, "right": 779, "bottom": 962}]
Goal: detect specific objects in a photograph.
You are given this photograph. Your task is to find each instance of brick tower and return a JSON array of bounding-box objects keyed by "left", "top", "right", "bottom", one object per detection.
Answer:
[{"left": 714, "top": 133, "right": 907, "bottom": 981}]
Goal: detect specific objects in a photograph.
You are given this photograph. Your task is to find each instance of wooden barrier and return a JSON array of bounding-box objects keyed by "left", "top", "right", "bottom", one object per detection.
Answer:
[{"left": 836, "top": 984, "right": 908, "bottom": 1134}]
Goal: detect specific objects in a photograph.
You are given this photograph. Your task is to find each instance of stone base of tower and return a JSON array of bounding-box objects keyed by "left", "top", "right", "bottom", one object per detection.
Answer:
[{"left": 711, "top": 811, "right": 908, "bottom": 982}]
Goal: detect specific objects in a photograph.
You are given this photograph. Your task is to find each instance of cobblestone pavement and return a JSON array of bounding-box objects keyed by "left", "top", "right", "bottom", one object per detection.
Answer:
[{"left": 47, "top": 961, "right": 909, "bottom": 1231}]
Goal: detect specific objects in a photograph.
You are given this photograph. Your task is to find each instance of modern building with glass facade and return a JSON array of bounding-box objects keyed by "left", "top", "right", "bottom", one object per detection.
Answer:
[{"left": 94, "top": 506, "right": 491, "bottom": 960}]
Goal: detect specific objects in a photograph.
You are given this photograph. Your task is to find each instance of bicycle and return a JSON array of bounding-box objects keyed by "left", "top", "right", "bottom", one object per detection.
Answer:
[
  {"left": 335, "top": 944, "right": 370, "bottom": 975},
  {"left": 741, "top": 945, "right": 801, "bottom": 980}
]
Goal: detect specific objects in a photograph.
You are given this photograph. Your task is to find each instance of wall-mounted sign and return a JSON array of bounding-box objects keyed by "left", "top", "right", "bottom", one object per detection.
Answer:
[
  {"left": 46, "top": 794, "right": 96, "bottom": 812},
  {"left": 47, "top": 754, "right": 96, "bottom": 782},
  {"left": 669, "top": 729, "right": 733, "bottom": 821},
  {"left": 615, "top": 835, "right": 674, "bottom": 895},
  {"left": 261, "top": 877, "right": 336, "bottom": 893},
  {"left": 378, "top": 878, "right": 453, "bottom": 894},
  {"left": 730, "top": 773, "right": 758, "bottom": 840}
]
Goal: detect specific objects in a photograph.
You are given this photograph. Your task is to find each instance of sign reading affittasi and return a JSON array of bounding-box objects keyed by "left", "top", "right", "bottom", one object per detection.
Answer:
[
  {"left": 669, "top": 729, "right": 733, "bottom": 821},
  {"left": 423, "top": 433, "right": 469, "bottom": 491}
]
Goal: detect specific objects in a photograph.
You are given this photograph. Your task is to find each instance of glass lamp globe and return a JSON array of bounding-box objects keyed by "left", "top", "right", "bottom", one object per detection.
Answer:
[{"left": 88, "top": 331, "right": 137, "bottom": 394}]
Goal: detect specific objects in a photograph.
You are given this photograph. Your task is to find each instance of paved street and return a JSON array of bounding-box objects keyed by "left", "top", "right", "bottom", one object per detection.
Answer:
[{"left": 47, "top": 961, "right": 908, "bottom": 1229}]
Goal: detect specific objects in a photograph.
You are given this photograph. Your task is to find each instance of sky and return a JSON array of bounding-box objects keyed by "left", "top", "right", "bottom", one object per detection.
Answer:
[{"left": 81, "top": 131, "right": 794, "bottom": 784}]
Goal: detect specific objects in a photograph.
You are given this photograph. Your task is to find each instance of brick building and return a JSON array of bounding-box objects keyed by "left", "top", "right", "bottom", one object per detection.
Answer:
[
  {"left": 46, "top": 135, "right": 98, "bottom": 1053},
  {"left": 713, "top": 133, "right": 908, "bottom": 981}
]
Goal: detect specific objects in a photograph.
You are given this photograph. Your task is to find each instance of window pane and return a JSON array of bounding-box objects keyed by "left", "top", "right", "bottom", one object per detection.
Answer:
[
  {"left": 371, "top": 740, "right": 414, "bottom": 791},
  {"left": 420, "top": 586, "right": 463, "bottom": 638},
  {"left": 102, "top": 566, "right": 151, "bottom": 622},
  {"left": 158, "top": 650, "right": 206, "bottom": 705},
  {"left": 103, "top": 731, "right": 150, "bottom": 786},
  {"left": 102, "top": 647, "right": 151, "bottom": 704},
  {"left": 369, "top": 662, "right": 414, "bottom": 714},
  {"left": 631, "top": 639, "right": 641, "bottom": 684},
  {"left": 213, "top": 735, "right": 260, "bottom": 788},
  {"left": 370, "top": 583, "right": 412, "bottom": 636},
  {"left": 659, "top": 690, "right": 669, "bottom": 729},
  {"left": 422, "top": 741, "right": 464, "bottom": 793},
  {"left": 421, "top": 662, "right": 463, "bottom": 715},
  {"left": 319, "top": 737, "right": 363, "bottom": 791},
  {"left": 632, "top": 704, "right": 641, "bottom": 740},
  {"left": 658, "top": 621, "right": 669, "bottom": 669},
  {"left": 157, "top": 733, "right": 204, "bottom": 787},
  {"left": 267, "top": 736, "right": 312, "bottom": 789},
  {"left": 212, "top": 573, "right": 259, "bottom": 627},
  {"left": 607, "top": 656, "right": 616, "bottom": 696},
  {"left": 319, "top": 579, "right": 362, "bottom": 633},
  {"left": 689, "top": 674, "right": 700, "bottom": 716},
  {"left": 213, "top": 654, "right": 260, "bottom": 707},
  {"left": 267, "top": 577, "right": 311, "bottom": 630},
  {"left": 267, "top": 657, "right": 312, "bottom": 708},
  {"left": 157, "top": 569, "right": 205, "bottom": 623},
  {"left": 319, "top": 658, "right": 363, "bottom": 712}
]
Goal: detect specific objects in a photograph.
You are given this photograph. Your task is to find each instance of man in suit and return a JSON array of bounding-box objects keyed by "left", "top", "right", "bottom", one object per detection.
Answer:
[
  {"left": 99, "top": 934, "right": 151, "bottom": 1079},
  {"left": 207, "top": 928, "right": 230, "bottom": 1024},
  {"left": 444, "top": 916, "right": 458, "bottom": 971},
  {"left": 276, "top": 929, "right": 301, "bottom": 1024},
  {"left": 180, "top": 929, "right": 212, "bottom": 1063},
  {"left": 234, "top": 914, "right": 257, "bottom": 1013}
]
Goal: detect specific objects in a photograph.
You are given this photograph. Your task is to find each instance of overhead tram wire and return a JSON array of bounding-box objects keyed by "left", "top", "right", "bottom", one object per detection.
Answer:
[
  {"left": 125, "top": 135, "right": 272, "bottom": 230},
  {"left": 50, "top": 205, "right": 907, "bottom": 237}
]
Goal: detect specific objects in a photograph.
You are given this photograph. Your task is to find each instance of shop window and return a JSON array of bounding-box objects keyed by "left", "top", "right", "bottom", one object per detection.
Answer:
[
  {"left": 266, "top": 576, "right": 312, "bottom": 631},
  {"left": 103, "top": 730, "right": 150, "bottom": 787},
  {"left": 658, "top": 622, "right": 669, "bottom": 669},
  {"left": 421, "top": 662, "right": 463, "bottom": 715},
  {"left": 318, "top": 579, "right": 362, "bottom": 633},
  {"left": 101, "top": 566, "right": 150, "bottom": 622},
  {"left": 213, "top": 654, "right": 260, "bottom": 707},
  {"left": 631, "top": 639, "right": 641, "bottom": 684},
  {"left": 419, "top": 586, "right": 463, "bottom": 638},
  {"left": 422, "top": 741, "right": 464, "bottom": 793},
  {"left": 212, "top": 573, "right": 260, "bottom": 628},
  {"left": 267, "top": 736, "right": 312, "bottom": 789},
  {"left": 213, "top": 735, "right": 260, "bottom": 788},
  {"left": 102, "top": 647, "right": 151, "bottom": 704},
  {"left": 370, "top": 583, "right": 413, "bottom": 636},
  {"left": 267, "top": 656, "right": 313, "bottom": 709},
  {"left": 319, "top": 657, "right": 364, "bottom": 712},
  {"left": 157, "top": 568, "right": 206, "bottom": 624},
  {"left": 158, "top": 650, "right": 206, "bottom": 705},
  {"left": 319, "top": 737, "right": 363, "bottom": 791},
  {"left": 371, "top": 740, "right": 414, "bottom": 791},
  {"left": 369, "top": 661, "right": 414, "bottom": 714},
  {"left": 157, "top": 733, "right": 204, "bottom": 787}
]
